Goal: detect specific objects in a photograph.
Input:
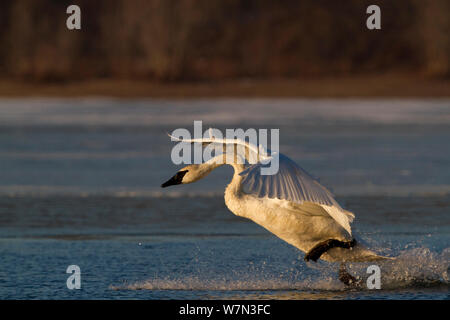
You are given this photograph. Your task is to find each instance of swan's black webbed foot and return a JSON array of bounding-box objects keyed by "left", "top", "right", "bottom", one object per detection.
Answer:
[
  {"left": 304, "top": 239, "right": 357, "bottom": 262},
  {"left": 339, "top": 263, "right": 362, "bottom": 287}
]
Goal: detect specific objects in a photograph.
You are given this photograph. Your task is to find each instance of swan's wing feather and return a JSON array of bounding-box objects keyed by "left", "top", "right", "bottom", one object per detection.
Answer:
[
  {"left": 240, "top": 154, "right": 354, "bottom": 234},
  {"left": 240, "top": 154, "right": 334, "bottom": 205},
  {"left": 168, "top": 133, "right": 270, "bottom": 162}
]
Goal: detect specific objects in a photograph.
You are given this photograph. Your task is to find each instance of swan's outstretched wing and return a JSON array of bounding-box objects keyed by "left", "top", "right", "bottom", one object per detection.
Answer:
[
  {"left": 240, "top": 153, "right": 354, "bottom": 234},
  {"left": 168, "top": 133, "right": 270, "bottom": 163}
]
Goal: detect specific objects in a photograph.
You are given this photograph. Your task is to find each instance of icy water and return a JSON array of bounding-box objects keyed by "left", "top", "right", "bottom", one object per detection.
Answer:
[{"left": 0, "top": 98, "right": 449, "bottom": 299}]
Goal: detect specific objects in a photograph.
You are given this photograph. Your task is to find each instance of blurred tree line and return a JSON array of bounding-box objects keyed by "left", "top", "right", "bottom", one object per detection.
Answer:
[{"left": 0, "top": 0, "right": 448, "bottom": 82}]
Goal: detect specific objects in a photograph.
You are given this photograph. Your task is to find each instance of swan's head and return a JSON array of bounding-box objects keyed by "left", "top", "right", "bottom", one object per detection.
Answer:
[{"left": 161, "top": 164, "right": 211, "bottom": 188}]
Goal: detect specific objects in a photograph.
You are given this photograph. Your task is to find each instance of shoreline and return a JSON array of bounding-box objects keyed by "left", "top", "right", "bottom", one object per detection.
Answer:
[{"left": 0, "top": 75, "right": 449, "bottom": 98}]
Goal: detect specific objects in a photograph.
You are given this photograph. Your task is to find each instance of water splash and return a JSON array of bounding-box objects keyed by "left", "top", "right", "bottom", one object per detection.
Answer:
[
  {"left": 110, "top": 275, "right": 343, "bottom": 292},
  {"left": 111, "top": 247, "right": 449, "bottom": 292},
  {"left": 374, "top": 247, "right": 449, "bottom": 289}
]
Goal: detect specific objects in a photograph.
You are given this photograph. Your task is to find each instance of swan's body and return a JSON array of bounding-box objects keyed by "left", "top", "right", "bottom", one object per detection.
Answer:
[
  {"left": 162, "top": 134, "right": 390, "bottom": 273},
  {"left": 223, "top": 157, "right": 383, "bottom": 262}
]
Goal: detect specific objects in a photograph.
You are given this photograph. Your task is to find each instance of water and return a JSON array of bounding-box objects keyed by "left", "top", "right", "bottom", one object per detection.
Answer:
[{"left": 0, "top": 98, "right": 449, "bottom": 299}]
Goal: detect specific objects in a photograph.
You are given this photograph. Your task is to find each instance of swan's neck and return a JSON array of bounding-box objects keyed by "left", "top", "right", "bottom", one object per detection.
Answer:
[
  {"left": 224, "top": 162, "right": 245, "bottom": 216},
  {"left": 227, "top": 163, "right": 245, "bottom": 192},
  {"left": 202, "top": 155, "right": 245, "bottom": 214}
]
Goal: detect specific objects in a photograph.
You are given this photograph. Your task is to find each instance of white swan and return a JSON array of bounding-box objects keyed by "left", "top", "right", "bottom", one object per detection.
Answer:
[{"left": 161, "top": 134, "right": 392, "bottom": 285}]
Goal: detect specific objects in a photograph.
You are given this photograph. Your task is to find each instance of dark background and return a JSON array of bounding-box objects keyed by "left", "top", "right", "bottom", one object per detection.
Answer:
[{"left": 0, "top": 0, "right": 448, "bottom": 83}]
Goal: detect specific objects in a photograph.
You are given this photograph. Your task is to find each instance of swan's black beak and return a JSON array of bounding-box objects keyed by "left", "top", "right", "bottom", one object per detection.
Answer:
[{"left": 161, "top": 170, "right": 188, "bottom": 188}]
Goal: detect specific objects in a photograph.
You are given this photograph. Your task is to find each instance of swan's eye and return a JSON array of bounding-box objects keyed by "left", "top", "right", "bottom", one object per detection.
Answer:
[{"left": 176, "top": 170, "right": 188, "bottom": 180}]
